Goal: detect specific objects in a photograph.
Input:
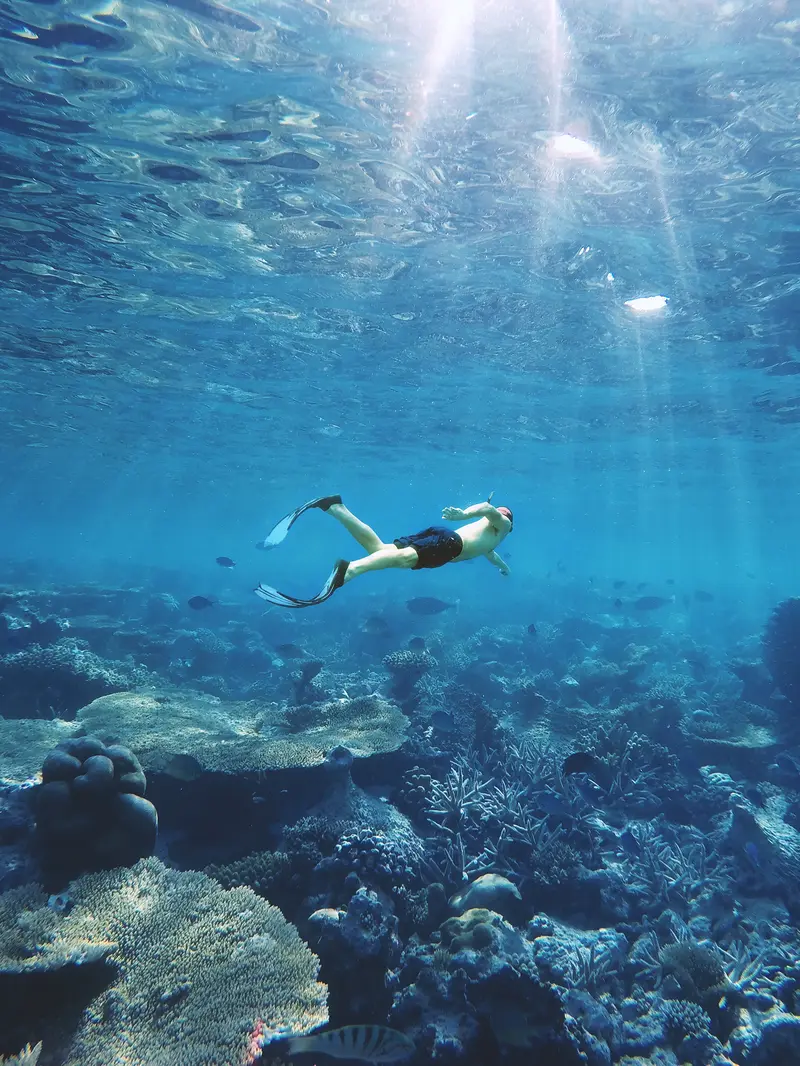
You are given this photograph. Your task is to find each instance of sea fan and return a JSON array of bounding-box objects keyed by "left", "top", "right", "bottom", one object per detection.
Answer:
[{"left": 763, "top": 598, "right": 800, "bottom": 707}]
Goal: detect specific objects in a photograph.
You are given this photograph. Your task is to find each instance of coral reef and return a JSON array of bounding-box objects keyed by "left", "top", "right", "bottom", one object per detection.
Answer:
[
  {"left": 3, "top": 577, "right": 800, "bottom": 1066},
  {"left": 0, "top": 857, "right": 327, "bottom": 1065},
  {"left": 76, "top": 688, "right": 409, "bottom": 773},
  {"left": 763, "top": 598, "right": 800, "bottom": 708}
]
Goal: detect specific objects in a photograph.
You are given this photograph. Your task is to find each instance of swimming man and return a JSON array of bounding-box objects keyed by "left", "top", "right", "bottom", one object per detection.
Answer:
[{"left": 254, "top": 494, "right": 513, "bottom": 608}]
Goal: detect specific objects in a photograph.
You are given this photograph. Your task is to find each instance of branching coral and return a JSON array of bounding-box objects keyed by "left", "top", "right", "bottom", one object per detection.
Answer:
[{"left": 0, "top": 1045, "right": 42, "bottom": 1066}]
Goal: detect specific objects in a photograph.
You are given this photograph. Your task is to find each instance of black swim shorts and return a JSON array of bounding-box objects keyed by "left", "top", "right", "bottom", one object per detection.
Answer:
[{"left": 393, "top": 526, "right": 463, "bottom": 570}]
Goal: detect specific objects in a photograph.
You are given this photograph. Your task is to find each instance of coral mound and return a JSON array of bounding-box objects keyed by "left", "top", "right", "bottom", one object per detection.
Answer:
[
  {"left": 75, "top": 688, "right": 408, "bottom": 773},
  {"left": 0, "top": 857, "right": 327, "bottom": 1066}
]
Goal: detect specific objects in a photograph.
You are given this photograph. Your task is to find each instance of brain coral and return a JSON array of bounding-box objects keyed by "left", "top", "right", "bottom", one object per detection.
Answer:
[
  {"left": 0, "top": 857, "right": 327, "bottom": 1066},
  {"left": 75, "top": 689, "right": 408, "bottom": 773}
]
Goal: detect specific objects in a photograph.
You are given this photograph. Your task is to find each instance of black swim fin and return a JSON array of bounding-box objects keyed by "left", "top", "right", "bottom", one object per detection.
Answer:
[
  {"left": 254, "top": 559, "right": 349, "bottom": 609},
  {"left": 256, "top": 495, "right": 342, "bottom": 551}
]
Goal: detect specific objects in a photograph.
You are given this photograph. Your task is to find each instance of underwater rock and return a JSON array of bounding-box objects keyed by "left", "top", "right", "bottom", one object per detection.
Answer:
[
  {"left": 449, "top": 873, "right": 521, "bottom": 917},
  {"left": 391, "top": 907, "right": 589, "bottom": 1063}
]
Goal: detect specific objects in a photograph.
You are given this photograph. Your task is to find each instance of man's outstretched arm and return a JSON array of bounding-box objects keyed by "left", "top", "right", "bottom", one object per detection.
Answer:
[
  {"left": 485, "top": 550, "right": 511, "bottom": 576},
  {"left": 442, "top": 502, "right": 512, "bottom": 531}
]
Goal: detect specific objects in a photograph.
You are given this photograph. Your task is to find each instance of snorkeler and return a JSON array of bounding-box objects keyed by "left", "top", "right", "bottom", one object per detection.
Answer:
[{"left": 254, "top": 494, "right": 513, "bottom": 608}]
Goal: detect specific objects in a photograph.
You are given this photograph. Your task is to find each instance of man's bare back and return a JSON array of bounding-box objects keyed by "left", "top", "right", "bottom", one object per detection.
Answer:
[
  {"left": 441, "top": 503, "right": 513, "bottom": 571},
  {"left": 253, "top": 494, "right": 513, "bottom": 608}
]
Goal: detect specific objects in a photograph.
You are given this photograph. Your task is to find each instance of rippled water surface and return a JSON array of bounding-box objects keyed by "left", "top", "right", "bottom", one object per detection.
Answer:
[{"left": 1, "top": 0, "right": 798, "bottom": 579}]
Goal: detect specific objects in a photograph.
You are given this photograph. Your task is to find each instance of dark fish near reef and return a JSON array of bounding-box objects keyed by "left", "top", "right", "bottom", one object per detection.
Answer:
[
  {"left": 188, "top": 595, "right": 215, "bottom": 610},
  {"left": 694, "top": 589, "right": 714, "bottom": 602},
  {"left": 165, "top": 754, "right": 203, "bottom": 782},
  {"left": 361, "top": 614, "right": 391, "bottom": 636},
  {"left": 619, "top": 828, "right": 642, "bottom": 856},
  {"left": 215, "top": 556, "right": 236, "bottom": 568},
  {"left": 636, "top": 582, "right": 648, "bottom": 591},
  {"left": 405, "top": 597, "right": 456, "bottom": 616},
  {"left": 633, "top": 595, "right": 673, "bottom": 611},
  {"left": 274, "top": 642, "right": 306, "bottom": 659},
  {"left": 744, "top": 841, "right": 761, "bottom": 869},
  {"left": 527, "top": 622, "right": 537, "bottom": 636},
  {"left": 562, "top": 751, "right": 601, "bottom": 777},
  {"left": 613, "top": 598, "right": 623, "bottom": 609},
  {"left": 613, "top": 580, "right": 626, "bottom": 589},
  {"left": 287, "top": 1025, "right": 414, "bottom": 1063},
  {"left": 431, "top": 709, "right": 456, "bottom": 732},
  {"left": 408, "top": 636, "right": 426, "bottom": 650}
]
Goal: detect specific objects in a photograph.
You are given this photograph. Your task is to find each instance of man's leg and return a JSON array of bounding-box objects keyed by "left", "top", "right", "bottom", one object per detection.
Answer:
[
  {"left": 328, "top": 502, "right": 386, "bottom": 554},
  {"left": 343, "top": 545, "right": 417, "bottom": 583}
]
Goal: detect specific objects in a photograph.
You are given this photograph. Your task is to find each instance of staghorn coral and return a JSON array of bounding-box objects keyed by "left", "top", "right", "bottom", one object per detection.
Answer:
[
  {"left": 0, "top": 882, "right": 115, "bottom": 973},
  {"left": 0, "top": 1045, "right": 42, "bottom": 1066},
  {"left": 0, "top": 857, "right": 327, "bottom": 1066},
  {"left": 76, "top": 688, "right": 408, "bottom": 774}
]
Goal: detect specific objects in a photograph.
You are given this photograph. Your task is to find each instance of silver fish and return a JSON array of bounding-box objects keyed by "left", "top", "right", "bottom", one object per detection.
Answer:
[{"left": 288, "top": 1025, "right": 414, "bottom": 1063}]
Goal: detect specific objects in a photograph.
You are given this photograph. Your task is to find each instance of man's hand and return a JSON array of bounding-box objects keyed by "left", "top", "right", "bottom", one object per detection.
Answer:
[{"left": 442, "top": 506, "right": 467, "bottom": 521}]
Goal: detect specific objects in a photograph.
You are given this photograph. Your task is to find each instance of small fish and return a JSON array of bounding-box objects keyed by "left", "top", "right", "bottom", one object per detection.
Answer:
[
  {"left": 405, "top": 597, "right": 456, "bottom": 616},
  {"left": 694, "top": 589, "right": 714, "bottom": 602},
  {"left": 408, "top": 636, "right": 426, "bottom": 650},
  {"left": 613, "top": 598, "right": 623, "bottom": 609},
  {"left": 164, "top": 754, "right": 203, "bottom": 782},
  {"left": 431, "top": 709, "right": 456, "bottom": 732},
  {"left": 274, "top": 642, "right": 306, "bottom": 659},
  {"left": 536, "top": 790, "right": 570, "bottom": 816},
  {"left": 527, "top": 622, "right": 537, "bottom": 636},
  {"left": 619, "top": 828, "right": 642, "bottom": 856},
  {"left": 215, "top": 556, "right": 236, "bottom": 568},
  {"left": 666, "top": 578, "right": 675, "bottom": 585},
  {"left": 636, "top": 582, "right": 648, "bottom": 591},
  {"left": 287, "top": 1025, "right": 414, "bottom": 1063},
  {"left": 361, "top": 614, "right": 391, "bottom": 636},
  {"left": 612, "top": 580, "right": 626, "bottom": 589},
  {"left": 562, "top": 751, "right": 600, "bottom": 777},
  {"left": 743, "top": 841, "right": 761, "bottom": 869},
  {"left": 188, "top": 596, "right": 215, "bottom": 610},
  {"left": 633, "top": 595, "right": 673, "bottom": 611}
]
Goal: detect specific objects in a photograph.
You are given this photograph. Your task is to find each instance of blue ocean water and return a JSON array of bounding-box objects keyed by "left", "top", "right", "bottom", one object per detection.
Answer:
[{"left": 2, "top": 0, "right": 800, "bottom": 1063}]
